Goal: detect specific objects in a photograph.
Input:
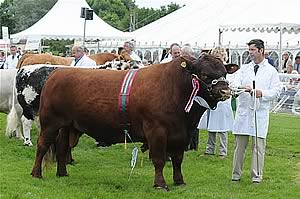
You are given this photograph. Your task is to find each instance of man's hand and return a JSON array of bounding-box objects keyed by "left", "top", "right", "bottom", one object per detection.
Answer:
[{"left": 243, "top": 85, "right": 262, "bottom": 98}]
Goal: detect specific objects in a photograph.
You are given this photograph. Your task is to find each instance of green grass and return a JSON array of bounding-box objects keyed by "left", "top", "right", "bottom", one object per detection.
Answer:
[{"left": 0, "top": 113, "right": 299, "bottom": 198}]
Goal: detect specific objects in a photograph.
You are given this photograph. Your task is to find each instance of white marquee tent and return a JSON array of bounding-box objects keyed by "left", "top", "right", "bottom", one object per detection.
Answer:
[
  {"left": 10, "top": 0, "right": 130, "bottom": 42},
  {"left": 131, "top": 0, "right": 300, "bottom": 49}
]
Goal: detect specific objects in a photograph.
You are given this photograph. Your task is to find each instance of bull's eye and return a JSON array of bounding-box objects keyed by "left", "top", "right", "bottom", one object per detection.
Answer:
[
  {"left": 212, "top": 79, "right": 218, "bottom": 85},
  {"left": 201, "top": 74, "right": 208, "bottom": 79}
]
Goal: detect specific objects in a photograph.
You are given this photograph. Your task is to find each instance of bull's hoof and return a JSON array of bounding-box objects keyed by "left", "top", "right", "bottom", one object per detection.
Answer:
[
  {"left": 174, "top": 182, "right": 186, "bottom": 187},
  {"left": 56, "top": 173, "right": 69, "bottom": 177},
  {"left": 154, "top": 185, "right": 170, "bottom": 192},
  {"left": 31, "top": 172, "right": 42, "bottom": 178}
]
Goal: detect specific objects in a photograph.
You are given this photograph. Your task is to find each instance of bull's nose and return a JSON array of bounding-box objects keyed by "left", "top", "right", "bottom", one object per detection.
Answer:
[{"left": 220, "top": 89, "right": 231, "bottom": 95}]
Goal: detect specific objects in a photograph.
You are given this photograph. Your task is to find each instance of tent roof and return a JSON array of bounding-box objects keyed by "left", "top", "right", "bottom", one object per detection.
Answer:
[
  {"left": 131, "top": 0, "right": 300, "bottom": 48},
  {"left": 220, "top": 23, "right": 300, "bottom": 34},
  {"left": 11, "top": 0, "right": 130, "bottom": 41}
]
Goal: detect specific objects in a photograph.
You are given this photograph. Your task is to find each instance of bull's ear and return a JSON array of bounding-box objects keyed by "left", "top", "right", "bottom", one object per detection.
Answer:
[
  {"left": 180, "top": 56, "right": 195, "bottom": 71},
  {"left": 225, "top": 63, "right": 240, "bottom": 74}
]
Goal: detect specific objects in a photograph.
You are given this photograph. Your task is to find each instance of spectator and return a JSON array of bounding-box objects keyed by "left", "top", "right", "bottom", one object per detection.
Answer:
[
  {"left": 281, "top": 52, "right": 292, "bottom": 73},
  {"left": 198, "top": 46, "right": 234, "bottom": 158},
  {"left": 4, "top": 45, "right": 20, "bottom": 69},
  {"left": 286, "top": 64, "right": 293, "bottom": 74},
  {"left": 160, "top": 43, "right": 181, "bottom": 63},
  {"left": 181, "top": 45, "right": 195, "bottom": 59},
  {"left": 123, "top": 40, "right": 141, "bottom": 62},
  {"left": 264, "top": 51, "right": 274, "bottom": 67},
  {"left": 294, "top": 56, "right": 300, "bottom": 74},
  {"left": 123, "top": 40, "right": 144, "bottom": 68},
  {"left": 0, "top": 51, "right": 5, "bottom": 69},
  {"left": 70, "top": 45, "right": 96, "bottom": 67},
  {"left": 231, "top": 39, "right": 281, "bottom": 183}
]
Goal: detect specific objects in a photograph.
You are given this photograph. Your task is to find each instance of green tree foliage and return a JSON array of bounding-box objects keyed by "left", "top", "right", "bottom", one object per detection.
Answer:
[
  {"left": 0, "top": 0, "right": 15, "bottom": 37},
  {"left": 12, "top": 0, "right": 58, "bottom": 33},
  {"left": 135, "top": 3, "right": 181, "bottom": 30}
]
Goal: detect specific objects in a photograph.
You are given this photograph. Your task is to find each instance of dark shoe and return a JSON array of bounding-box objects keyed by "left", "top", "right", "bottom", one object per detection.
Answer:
[{"left": 232, "top": 179, "right": 240, "bottom": 183}]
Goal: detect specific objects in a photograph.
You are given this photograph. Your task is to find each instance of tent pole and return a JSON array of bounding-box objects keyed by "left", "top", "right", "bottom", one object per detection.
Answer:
[
  {"left": 218, "top": 28, "right": 223, "bottom": 46},
  {"left": 83, "top": 18, "right": 87, "bottom": 47},
  {"left": 279, "top": 23, "right": 282, "bottom": 72}
]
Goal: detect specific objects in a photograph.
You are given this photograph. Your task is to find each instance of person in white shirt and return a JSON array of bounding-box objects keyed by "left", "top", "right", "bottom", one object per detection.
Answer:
[
  {"left": 160, "top": 43, "right": 181, "bottom": 63},
  {"left": 123, "top": 40, "right": 144, "bottom": 68},
  {"left": 231, "top": 39, "right": 281, "bottom": 183},
  {"left": 70, "top": 45, "right": 96, "bottom": 67},
  {"left": 4, "top": 45, "right": 20, "bottom": 69},
  {"left": 123, "top": 40, "right": 141, "bottom": 62}
]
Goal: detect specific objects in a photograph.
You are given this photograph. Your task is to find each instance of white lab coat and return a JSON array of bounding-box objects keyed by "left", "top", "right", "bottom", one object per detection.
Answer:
[
  {"left": 130, "top": 51, "right": 142, "bottom": 62},
  {"left": 70, "top": 54, "right": 96, "bottom": 67},
  {"left": 198, "top": 98, "right": 234, "bottom": 132},
  {"left": 231, "top": 59, "right": 281, "bottom": 138},
  {"left": 4, "top": 54, "right": 19, "bottom": 69}
]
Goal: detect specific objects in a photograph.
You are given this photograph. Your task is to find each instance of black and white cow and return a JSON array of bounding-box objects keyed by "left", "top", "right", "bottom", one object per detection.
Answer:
[{"left": 0, "top": 69, "right": 33, "bottom": 146}]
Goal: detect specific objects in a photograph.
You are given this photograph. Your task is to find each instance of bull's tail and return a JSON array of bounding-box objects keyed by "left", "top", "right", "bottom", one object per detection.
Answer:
[
  {"left": 5, "top": 105, "right": 19, "bottom": 138},
  {"left": 43, "top": 128, "right": 80, "bottom": 169},
  {"left": 6, "top": 74, "right": 22, "bottom": 139}
]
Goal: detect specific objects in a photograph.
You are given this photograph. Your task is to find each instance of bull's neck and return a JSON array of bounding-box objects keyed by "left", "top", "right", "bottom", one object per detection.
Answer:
[{"left": 162, "top": 60, "right": 196, "bottom": 111}]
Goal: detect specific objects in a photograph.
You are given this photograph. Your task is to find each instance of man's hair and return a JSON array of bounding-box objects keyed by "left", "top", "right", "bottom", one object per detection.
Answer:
[
  {"left": 295, "top": 56, "right": 300, "bottom": 60},
  {"left": 170, "top": 43, "right": 180, "bottom": 53},
  {"left": 73, "top": 45, "right": 84, "bottom": 52},
  {"left": 124, "top": 41, "right": 135, "bottom": 50},
  {"left": 181, "top": 46, "right": 194, "bottom": 57},
  {"left": 247, "top": 39, "right": 265, "bottom": 50},
  {"left": 10, "top": 45, "right": 17, "bottom": 49}
]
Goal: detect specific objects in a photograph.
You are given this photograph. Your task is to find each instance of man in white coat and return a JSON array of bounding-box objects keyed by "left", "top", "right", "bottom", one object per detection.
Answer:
[
  {"left": 70, "top": 45, "right": 96, "bottom": 67},
  {"left": 231, "top": 39, "right": 281, "bottom": 183},
  {"left": 4, "top": 45, "right": 20, "bottom": 69}
]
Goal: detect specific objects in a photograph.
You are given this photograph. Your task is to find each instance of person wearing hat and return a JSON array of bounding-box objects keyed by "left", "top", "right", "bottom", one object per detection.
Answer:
[{"left": 231, "top": 39, "right": 281, "bottom": 183}]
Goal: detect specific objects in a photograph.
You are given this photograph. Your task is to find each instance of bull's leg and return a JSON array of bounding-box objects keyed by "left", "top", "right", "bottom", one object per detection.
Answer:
[
  {"left": 149, "top": 136, "right": 169, "bottom": 191},
  {"left": 31, "top": 134, "right": 53, "bottom": 178},
  {"left": 56, "top": 127, "right": 70, "bottom": 176},
  {"left": 171, "top": 151, "right": 185, "bottom": 186}
]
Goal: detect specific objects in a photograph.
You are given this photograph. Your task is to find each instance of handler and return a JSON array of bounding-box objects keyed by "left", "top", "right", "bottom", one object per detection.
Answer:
[{"left": 231, "top": 39, "right": 281, "bottom": 183}]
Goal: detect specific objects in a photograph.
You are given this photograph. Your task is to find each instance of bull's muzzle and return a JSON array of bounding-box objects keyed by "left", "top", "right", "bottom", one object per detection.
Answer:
[{"left": 219, "top": 89, "right": 232, "bottom": 100}]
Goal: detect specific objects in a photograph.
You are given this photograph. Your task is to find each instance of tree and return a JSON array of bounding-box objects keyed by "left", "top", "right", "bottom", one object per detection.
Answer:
[
  {"left": 0, "top": 0, "right": 15, "bottom": 37},
  {"left": 12, "top": 0, "right": 57, "bottom": 33}
]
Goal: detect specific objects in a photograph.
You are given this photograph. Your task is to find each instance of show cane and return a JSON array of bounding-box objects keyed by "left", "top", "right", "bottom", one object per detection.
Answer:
[{"left": 253, "top": 80, "right": 260, "bottom": 177}]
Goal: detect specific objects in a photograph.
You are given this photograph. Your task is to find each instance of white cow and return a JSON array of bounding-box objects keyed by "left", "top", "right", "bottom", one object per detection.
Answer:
[{"left": 0, "top": 69, "right": 33, "bottom": 146}]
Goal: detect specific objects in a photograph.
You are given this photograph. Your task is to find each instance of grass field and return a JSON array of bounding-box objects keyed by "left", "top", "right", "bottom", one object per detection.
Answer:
[{"left": 0, "top": 113, "right": 299, "bottom": 198}]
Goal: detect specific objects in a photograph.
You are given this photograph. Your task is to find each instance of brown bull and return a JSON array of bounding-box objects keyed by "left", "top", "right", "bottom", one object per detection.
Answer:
[
  {"left": 31, "top": 54, "right": 231, "bottom": 190},
  {"left": 17, "top": 52, "right": 132, "bottom": 68}
]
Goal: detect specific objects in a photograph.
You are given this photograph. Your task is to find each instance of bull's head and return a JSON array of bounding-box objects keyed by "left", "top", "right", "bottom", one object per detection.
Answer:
[{"left": 182, "top": 53, "right": 232, "bottom": 109}]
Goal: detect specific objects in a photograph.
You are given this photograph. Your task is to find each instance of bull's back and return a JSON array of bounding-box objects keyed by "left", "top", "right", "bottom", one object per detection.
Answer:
[{"left": 41, "top": 68, "right": 128, "bottom": 129}]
